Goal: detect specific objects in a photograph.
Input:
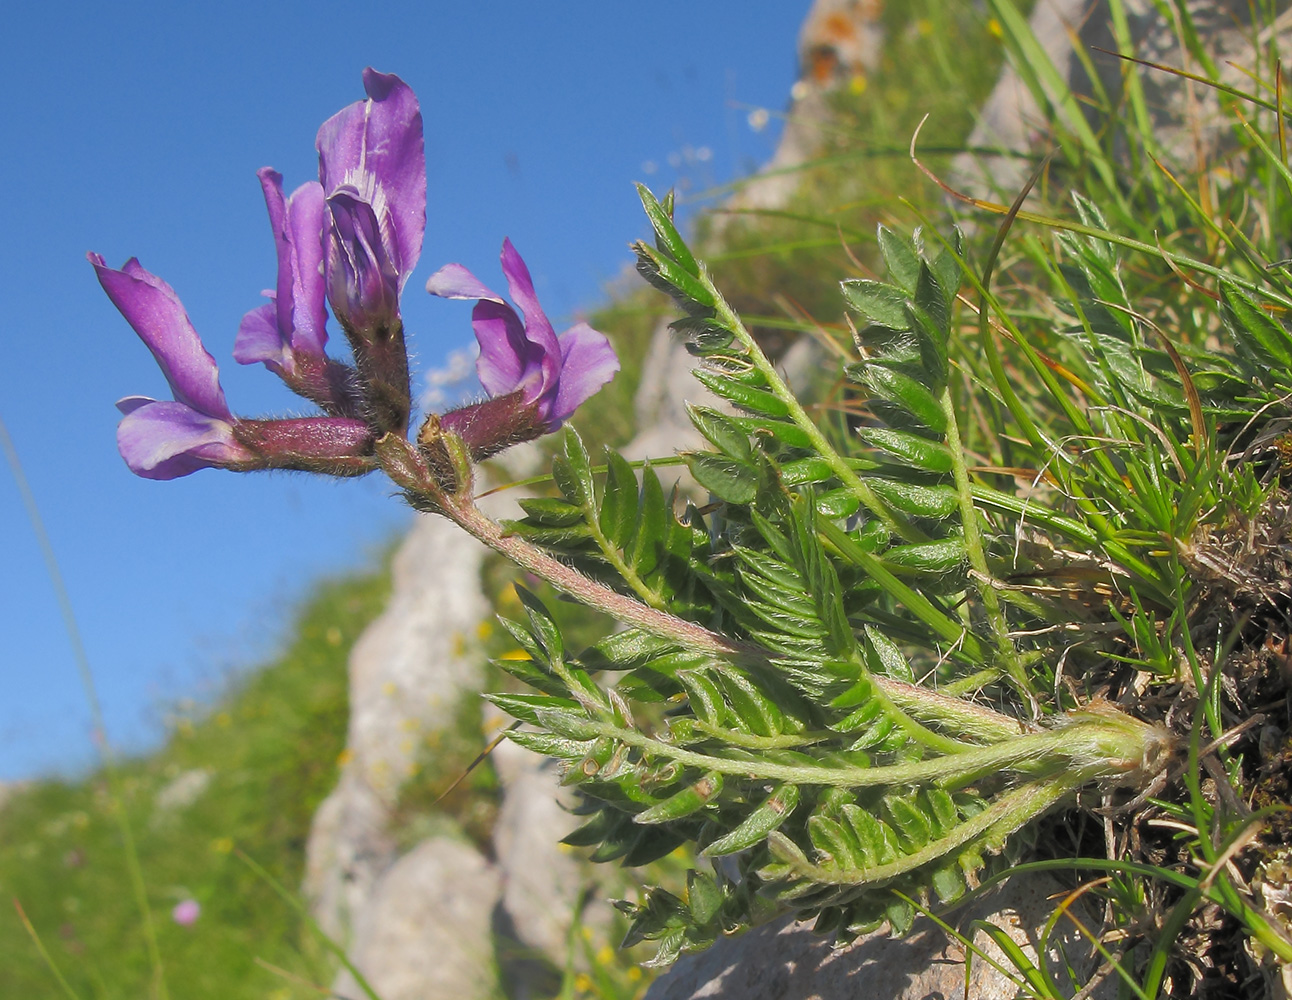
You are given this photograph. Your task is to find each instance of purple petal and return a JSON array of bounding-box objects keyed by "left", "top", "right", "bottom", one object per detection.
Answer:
[
  {"left": 283, "top": 179, "right": 329, "bottom": 355},
  {"left": 549, "top": 323, "right": 620, "bottom": 425},
  {"left": 316, "top": 69, "right": 425, "bottom": 282},
  {"left": 116, "top": 395, "right": 155, "bottom": 416},
  {"left": 90, "top": 253, "right": 231, "bottom": 420},
  {"left": 116, "top": 400, "right": 249, "bottom": 480},
  {"left": 498, "top": 240, "right": 561, "bottom": 399},
  {"left": 255, "top": 169, "right": 329, "bottom": 359},
  {"left": 425, "top": 263, "right": 502, "bottom": 303},
  {"left": 256, "top": 170, "right": 293, "bottom": 335},
  {"left": 325, "top": 191, "right": 401, "bottom": 333},
  {"left": 471, "top": 299, "right": 539, "bottom": 399},
  {"left": 233, "top": 301, "right": 288, "bottom": 369}
]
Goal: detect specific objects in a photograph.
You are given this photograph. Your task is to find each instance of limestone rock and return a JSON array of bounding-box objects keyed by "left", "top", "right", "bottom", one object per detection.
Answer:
[
  {"left": 643, "top": 873, "right": 1114, "bottom": 1000},
  {"left": 345, "top": 514, "right": 491, "bottom": 800},
  {"left": 0, "top": 781, "right": 25, "bottom": 815},
  {"left": 730, "top": 0, "right": 885, "bottom": 214},
  {"left": 303, "top": 770, "right": 398, "bottom": 944},
  {"left": 304, "top": 512, "right": 492, "bottom": 940},
  {"left": 953, "top": 0, "right": 1287, "bottom": 199},
  {"left": 623, "top": 318, "right": 716, "bottom": 464},
  {"left": 332, "top": 836, "right": 502, "bottom": 1000},
  {"left": 491, "top": 736, "right": 588, "bottom": 964}
]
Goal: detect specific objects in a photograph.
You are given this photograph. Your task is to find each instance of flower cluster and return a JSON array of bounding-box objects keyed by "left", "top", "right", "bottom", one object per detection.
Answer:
[{"left": 94, "top": 69, "right": 615, "bottom": 483}]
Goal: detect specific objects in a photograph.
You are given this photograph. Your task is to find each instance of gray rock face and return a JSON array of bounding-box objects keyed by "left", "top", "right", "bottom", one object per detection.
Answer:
[
  {"left": 332, "top": 836, "right": 502, "bottom": 1000},
  {"left": 728, "top": 0, "right": 885, "bottom": 214},
  {"left": 490, "top": 736, "right": 589, "bottom": 965},
  {"left": 644, "top": 874, "right": 1113, "bottom": 1000},
  {"left": 153, "top": 767, "right": 211, "bottom": 813},
  {"left": 304, "top": 513, "right": 492, "bottom": 941},
  {"left": 953, "top": 0, "right": 1286, "bottom": 199}
]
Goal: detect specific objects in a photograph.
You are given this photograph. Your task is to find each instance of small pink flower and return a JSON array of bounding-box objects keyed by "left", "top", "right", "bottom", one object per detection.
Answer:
[{"left": 172, "top": 899, "right": 201, "bottom": 926}]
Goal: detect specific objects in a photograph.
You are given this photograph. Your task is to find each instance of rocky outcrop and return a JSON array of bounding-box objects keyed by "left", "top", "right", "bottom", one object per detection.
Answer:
[
  {"left": 644, "top": 873, "right": 1113, "bottom": 1000},
  {"left": 953, "top": 0, "right": 1290, "bottom": 199},
  {"left": 331, "top": 836, "right": 502, "bottom": 1000},
  {"left": 303, "top": 516, "right": 492, "bottom": 947},
  {"left": 724, "top": 0, "right": 885, "bottom": 214}
]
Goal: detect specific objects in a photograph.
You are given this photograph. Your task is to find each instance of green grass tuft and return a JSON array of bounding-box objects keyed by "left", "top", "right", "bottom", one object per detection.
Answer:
[{"left": 0, "top": 565, "right": 391, "bottom": 1000}]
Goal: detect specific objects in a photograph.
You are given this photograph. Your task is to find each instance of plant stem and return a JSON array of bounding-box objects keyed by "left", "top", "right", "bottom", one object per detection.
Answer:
[
  {"left": 569, "top": 710, "right": 1159, "bottom": 791},
  {"left": 939, "top": 383, "right": 1034, "bottom": 705}
]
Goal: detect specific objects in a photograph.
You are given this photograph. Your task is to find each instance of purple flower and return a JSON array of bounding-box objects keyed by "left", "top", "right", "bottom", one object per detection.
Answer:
[
  {"left": 235, "top": 169, "right": 328, "bottom": 371},
  {"left": 92, "top": 254, "right": 376, "bottom": 480},
  {"left": 316, "top": 68, "right": 425, "bottom": 340},
  {"left": 172, "top": 899, "right": 201, "bottom": 926},
  {"left": 234, "top": 168, "right": 360, "bottom": 415},
  {"left": 425, "top": 239, "right": 619, "bottom": 458},
  {"left": 91, "top": 253, "right": 256, "bottom": 480}
]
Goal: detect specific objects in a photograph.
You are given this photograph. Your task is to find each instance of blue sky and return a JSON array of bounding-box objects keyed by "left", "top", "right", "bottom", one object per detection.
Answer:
[{"left": 0, "top": 2, "right": 806, "bottom": 779}]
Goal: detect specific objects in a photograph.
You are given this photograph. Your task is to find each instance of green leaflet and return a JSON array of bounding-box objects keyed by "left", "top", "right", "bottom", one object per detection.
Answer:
[
  {"left": 841, "top": 279, "right": 910, "bottom": 329},
  {"left": 634, "top": 240, "right": 717, "bottom": 309},
  {"left": 686, "top": 452, "right": 759, "bottom": 503},
  {"left": 634, "top": 772, "right": 724, "bottom": 824},
  {"left": 877, "top": 225, "right": 921, "bottom": 293},
  {"left": 692, "top": 371, "right": 791, "bottom": 420},
  {"left": 858, "top": 427, "right": 953, "bottom": 473},
  {"left": 599, "top": 449, "right": 639, "bottom": 549},
  {"left": 850, "top": 363, "right": 948, "bottom": 433},
  {"left": 636, "top": 182, "right": 701, "bottom": 278},
  {"left": 688, "top": 404, "right": 755, "bottom": 462},
  {"left": 702, "top": 783, "right": 801, "bottom": 857}
]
